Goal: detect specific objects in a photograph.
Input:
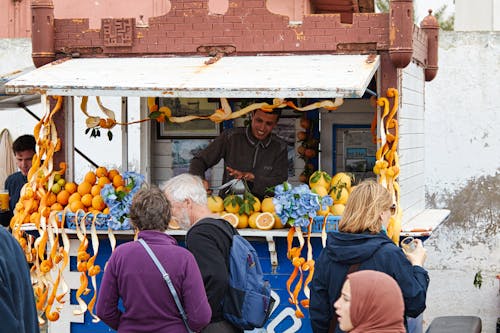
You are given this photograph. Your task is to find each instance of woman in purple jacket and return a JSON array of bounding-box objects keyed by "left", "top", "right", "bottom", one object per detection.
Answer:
[{"left": 96, "top": 186, "right": 211, "bottom": 332}]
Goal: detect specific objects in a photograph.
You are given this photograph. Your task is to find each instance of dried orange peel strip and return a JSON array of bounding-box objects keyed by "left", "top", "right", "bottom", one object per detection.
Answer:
[{"left": 87, "top": 214, "right": 101, "bottom": 323}]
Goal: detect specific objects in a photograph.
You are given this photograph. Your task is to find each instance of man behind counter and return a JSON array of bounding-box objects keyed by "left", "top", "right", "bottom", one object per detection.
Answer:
[
  {"left": 189, "top": 108, "right": 289, "bottom": 199},
  {"left": 1, "top": 135, "right": 36, "bottom": 227}
]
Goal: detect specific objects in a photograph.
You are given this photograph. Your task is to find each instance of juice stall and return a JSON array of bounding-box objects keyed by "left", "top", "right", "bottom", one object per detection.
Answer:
[{"left": 4, "top": 0, "right": 449, "bottom": 332}]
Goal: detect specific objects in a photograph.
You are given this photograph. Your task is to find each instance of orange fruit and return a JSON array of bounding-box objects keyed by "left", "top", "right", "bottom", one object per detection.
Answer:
[
  {"left": 77, "top": 181, "right": 92, "bottom": 196},
  {"left": 107, "top": 169, "right": 120, "bottom": 181},
  {"left": 98, "top": 176, "right": 111, "bottom": 187},
  {"left": 115, "top": 185, "right": 126, "bottom": 193},
  {"left": 273, "top": 213, "right": 285, "bottom": 229},
  {"left": 84, "top": 171, "right": 97, "bottom": 185},
  {"left": 50, "top": 203, "right": 64, "bottom": 211},
  {"left": 91, "top": 184, "right": 102, "bottom": 197},
  {"left": 56, "top": 190, "right": 70, "bottom": 206},
  {"left": 112, "top": 174, "right": 125, "bottom": 188},
  {"left": 221, "top": 213, "right": 239, "bottom": 228},
  {"left": 103, "top": 207, "right": 110, "bottom": 215},
  {"left": 95, "top": 166, "right": 108, "bottom": 178},
  {"left": 92, "top": 195, "right": 106, "bottom": 211},
  {"left": 64, "top": 182, "right": 77, "bottom": 194},
  {"left": 30, "top": 212, "right": 41, "bottom": 225},
  {"left": 46, "top": 192, "right": 57, "bottom": 206},
  {"left": 81, "top": 194, "right": 93, "bottom": 207},
  {"left": 69, "top": 200, "right": 85, "bottom": 213},
  {"left": 255, "top": 212, "right": 275, "bottom": 230},
  {"left": 68, "top": 192, "right": 82, "bottom": 204}
]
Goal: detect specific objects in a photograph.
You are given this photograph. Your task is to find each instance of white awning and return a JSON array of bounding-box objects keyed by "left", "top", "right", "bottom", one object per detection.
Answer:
[{"left": 5, "top": 54, "right": 379, "bottom": 98}]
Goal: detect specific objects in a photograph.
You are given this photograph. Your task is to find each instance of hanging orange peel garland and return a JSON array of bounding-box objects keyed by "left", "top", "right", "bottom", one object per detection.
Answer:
[
  {"left": 10, "top": 95, "right": 103, "bottom": 323},
  {"left": 79, "top": 96, "right": 344, "bottom": 131},
  {"left": 285, "top": 219, "right": 317, "bottom": 319},
  {"left": 372, "top": 88, "right": 402, "bottom": 243}
]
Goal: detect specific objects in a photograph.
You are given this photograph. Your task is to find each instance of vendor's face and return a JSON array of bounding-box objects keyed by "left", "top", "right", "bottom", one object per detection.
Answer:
[
  {"left": 15, "top": 149, "right": 35, "bottom": 176},
  {"left": 334, "top": 280, "right": 354, "bottom": 332},
  {"left": 251, "top": 110, "right": 279, "bottom": 141}
]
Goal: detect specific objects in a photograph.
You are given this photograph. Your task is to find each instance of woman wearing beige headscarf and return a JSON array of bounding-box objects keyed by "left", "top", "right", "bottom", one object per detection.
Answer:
[{"left": 334, "top": 270, "right": 405, "bottom": 333}]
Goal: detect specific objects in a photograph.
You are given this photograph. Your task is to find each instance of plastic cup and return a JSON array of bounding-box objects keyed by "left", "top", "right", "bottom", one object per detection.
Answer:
[
  {"left": 400, "top": 236, "right": 417, "bottom": 253},
  {"left": 0, "top": 190, "right": 9, "bottom": 212}
]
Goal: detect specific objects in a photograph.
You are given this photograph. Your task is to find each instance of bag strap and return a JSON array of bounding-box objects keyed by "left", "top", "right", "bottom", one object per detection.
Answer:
[{"left": 138, "top": 238, "right": 194, "bottom": 333}]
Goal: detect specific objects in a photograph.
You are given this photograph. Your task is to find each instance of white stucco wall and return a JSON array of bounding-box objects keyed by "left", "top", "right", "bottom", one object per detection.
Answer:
[
  {"left": 424, "top": 32, "right": 500, "bottom": 197},
  {"left": 423, "top": 31, "right": 499, "bottom": 332}
]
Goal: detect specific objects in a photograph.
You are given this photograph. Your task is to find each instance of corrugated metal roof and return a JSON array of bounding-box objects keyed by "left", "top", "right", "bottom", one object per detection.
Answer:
[{"left": 5, "top": 54, "right": 379, "bottom": 98}]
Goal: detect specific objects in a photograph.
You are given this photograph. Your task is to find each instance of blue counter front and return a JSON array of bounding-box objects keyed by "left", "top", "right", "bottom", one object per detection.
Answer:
[{"left": 51, "top": 229, "right": 324, "bottom": 333}]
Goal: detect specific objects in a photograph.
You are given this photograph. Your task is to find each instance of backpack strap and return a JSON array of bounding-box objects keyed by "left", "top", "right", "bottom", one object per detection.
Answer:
[
  {"left": 138, "top": 239, "right": 194, "bottom": 333},
  {"left": 187, "top": 218, "right": 237, "bottom": 243}
]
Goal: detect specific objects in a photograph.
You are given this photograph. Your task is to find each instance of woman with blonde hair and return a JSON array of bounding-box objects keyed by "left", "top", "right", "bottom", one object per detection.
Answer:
[{"left": 310, "top": 179, "right": 428, "bottom": 333}]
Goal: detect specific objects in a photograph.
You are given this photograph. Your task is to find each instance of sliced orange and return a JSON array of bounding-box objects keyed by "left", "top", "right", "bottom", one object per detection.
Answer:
[
  {"left": 221, "top": 212, "right": 239, "bottom": 228},
  {"left": 255, "top": 212, "right": 275, "bottom": 230}
]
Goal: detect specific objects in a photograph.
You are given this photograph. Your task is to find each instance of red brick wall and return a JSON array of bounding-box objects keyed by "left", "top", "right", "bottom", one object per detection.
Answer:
[{"left": 53, "top": 0, "right": 390, "bottom": 58}]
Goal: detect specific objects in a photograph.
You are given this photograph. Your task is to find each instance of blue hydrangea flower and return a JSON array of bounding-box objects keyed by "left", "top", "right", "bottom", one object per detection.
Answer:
[{"left": 100, "top": 171, "right": 145, "bottom": 230}]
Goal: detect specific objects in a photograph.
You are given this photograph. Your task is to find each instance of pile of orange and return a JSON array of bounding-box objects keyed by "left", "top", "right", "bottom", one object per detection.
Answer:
[{"left": 56, "top": 166, "right": 125, "bottom": 214}]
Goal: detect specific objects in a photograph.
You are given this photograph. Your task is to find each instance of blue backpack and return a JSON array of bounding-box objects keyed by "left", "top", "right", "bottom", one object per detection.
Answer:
[{"left": 196, "top": 219, "right": 275, "bottom": 329}]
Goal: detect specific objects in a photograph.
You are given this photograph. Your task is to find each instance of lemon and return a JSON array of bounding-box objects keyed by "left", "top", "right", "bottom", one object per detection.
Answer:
[
  {"left": 207, "top": 195, "right": 224, "bottom": 213},
  {"left": 51, "top": 183, "right": 62, "bottom": 194},
  {"left": 331, "top": 187, "right": 349, "bottom": 205},
  {"left": 331, "top": 172, "right": 352, "bottom": 191},
  {"left": 237, "top": 214, "right": 249, "bottom": 229},
  {"left": 273, "top": 213, "right": 285, "bottom": 229},
  {"left": 309, "top": 171, "right": 332, "bottom": 191},
  {"left": 221, "top": 213, "right": 239, "bottom": 228},
  {"left": 224, "top": 195, "right": 241, "bottom": 214},
  {"left": 311, "top": 185, "right": 328, "bottom": 197},
  {"left": 330, "top": 203, "right": 345, "bottom": 216},
  {"left": 255, "top": 212, "right": 275, "bottom": 231},
  {"left": 261, "top": 197, "right": 275, "bottom": 213},
  {"left": 248, "top": 212, "right": 260, "bottom": 229}
]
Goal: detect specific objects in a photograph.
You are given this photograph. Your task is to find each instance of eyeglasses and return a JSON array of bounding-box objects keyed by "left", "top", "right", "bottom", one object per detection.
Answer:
[{"left": 389, "top": 204, "right": 397, "bottom": 216}]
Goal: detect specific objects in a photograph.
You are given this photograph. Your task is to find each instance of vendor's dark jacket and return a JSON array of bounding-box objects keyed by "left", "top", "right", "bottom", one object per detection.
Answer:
[
  {"left": 0, "top": 226, "right": 40, "bottom": 333},
  {"left": 309, "top": 231, "right": 430, "bottom": 333},
  {"left": 186, "top": 218, "right": 242, "bottom": 332},
  {"left": 189, "top": 126, "right": 288, "bottom": 199}
]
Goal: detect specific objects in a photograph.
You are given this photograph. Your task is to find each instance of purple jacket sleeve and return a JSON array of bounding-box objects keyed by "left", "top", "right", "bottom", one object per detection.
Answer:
[
  {"left": 95, "top": 255, "right": 122, "bottom": 330},
  {"left": 182, "top": 253, "right": 212, "bottom": 331}
]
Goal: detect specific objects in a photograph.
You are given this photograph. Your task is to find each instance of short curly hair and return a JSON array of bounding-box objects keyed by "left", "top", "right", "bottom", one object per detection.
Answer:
[{"left": 129, "top": 185, "right": 171, "bottom": 231}]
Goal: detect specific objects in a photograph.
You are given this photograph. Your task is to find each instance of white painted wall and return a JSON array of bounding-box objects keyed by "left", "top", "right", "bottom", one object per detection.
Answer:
[{"left": 424, "top": 31, "right": 500, "bottom": 197}]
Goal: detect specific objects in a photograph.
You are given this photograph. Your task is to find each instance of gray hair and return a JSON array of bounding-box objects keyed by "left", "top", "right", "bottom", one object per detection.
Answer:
[
  {"left": 160, "top": 173, "right": 208, "bottom": 206},
  {"left": 129, "top": 185, "right": 171, "bottom": 231}
]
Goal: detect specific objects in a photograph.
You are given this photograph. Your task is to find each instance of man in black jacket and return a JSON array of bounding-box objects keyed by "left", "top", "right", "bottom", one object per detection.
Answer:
[
  {"left": 189, "top": 109, "right": 288, "bottom": 199},
  {"left": 162, "top": 173, "right": 242, "bottom": 333}
]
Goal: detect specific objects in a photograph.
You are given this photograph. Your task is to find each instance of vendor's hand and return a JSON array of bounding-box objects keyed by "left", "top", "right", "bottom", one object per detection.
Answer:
[
  {"left": 202, "top": 179, "right": 213, "bottom": 195},
  {"left": 404, "top": 239, "right": 427, "bottom": 267},
  {"left": 226, "top": 166, "right": 255, "bottom": 181}
]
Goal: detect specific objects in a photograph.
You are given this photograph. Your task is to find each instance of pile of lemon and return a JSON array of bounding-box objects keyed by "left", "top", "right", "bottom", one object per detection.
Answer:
[
  {"left": 207, "top": 195, "right": 284, "bottom": 231},
  {"left": 308, "top": 171, "right": 353, "bottom": 217}
]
